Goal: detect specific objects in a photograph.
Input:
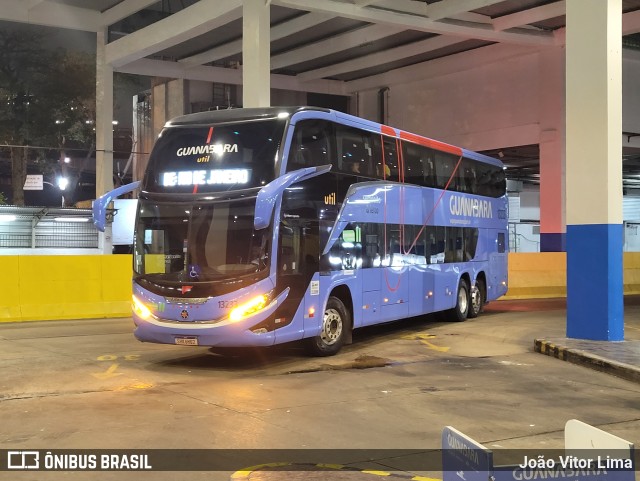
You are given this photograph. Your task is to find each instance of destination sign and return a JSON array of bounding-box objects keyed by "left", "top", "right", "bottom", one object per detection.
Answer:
[{"left": 161, "top": 169, "right": 250, "bottom": 186}]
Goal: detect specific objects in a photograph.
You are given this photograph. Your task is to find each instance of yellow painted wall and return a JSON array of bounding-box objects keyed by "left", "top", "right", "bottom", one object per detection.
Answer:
[
  {"left": 503, "top": 252, "right": 566, "bottom": 299},
  {"left": 502, "top": 252, "right": 640, "bottom": 299},
  {"left": 0, "top": 255, "right": 132, "bottom": 322},
  {"left": 2, "top": 252, "right": 640, "bottom": 322}
]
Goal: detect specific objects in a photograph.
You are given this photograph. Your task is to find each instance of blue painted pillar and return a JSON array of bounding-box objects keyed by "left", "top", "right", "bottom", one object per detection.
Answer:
[{"left": 566, "top": 0, "right": 623, "bottom": 341}]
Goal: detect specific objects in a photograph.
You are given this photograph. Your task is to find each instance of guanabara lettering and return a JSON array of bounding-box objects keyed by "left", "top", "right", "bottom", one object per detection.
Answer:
[
  {"left": 449, "top": 195, "right": 493, "bottom": 218},
  {"left": 176, "top": 144, "right": 239, "bottom": 156}
]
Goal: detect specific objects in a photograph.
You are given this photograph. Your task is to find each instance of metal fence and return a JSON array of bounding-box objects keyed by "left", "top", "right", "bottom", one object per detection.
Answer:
[{"left": 0, "top": 206, "right": 98, "bottom": 249}]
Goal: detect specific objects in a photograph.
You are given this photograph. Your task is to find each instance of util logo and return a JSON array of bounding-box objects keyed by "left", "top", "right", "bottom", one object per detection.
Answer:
[{"left": 324, "top": 192, "right": 336, "bottom": 205}]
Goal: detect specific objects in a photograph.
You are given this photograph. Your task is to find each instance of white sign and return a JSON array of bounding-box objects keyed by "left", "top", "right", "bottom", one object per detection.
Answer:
[
  {"left": 565, "top": 419, "right": 634, "bottom": 451},
  {"left": 23, "top": 175, "right": 43, "bottom": 191}
]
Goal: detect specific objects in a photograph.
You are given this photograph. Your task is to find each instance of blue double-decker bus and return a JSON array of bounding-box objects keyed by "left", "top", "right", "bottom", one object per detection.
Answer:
[{"left": 95, "top": 107, "right": 508, "bottom": 356}]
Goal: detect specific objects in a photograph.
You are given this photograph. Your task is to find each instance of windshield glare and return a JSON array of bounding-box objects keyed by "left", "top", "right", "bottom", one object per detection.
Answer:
[{"left": 134, "top": 199, "right": 270, "bottom": 283}]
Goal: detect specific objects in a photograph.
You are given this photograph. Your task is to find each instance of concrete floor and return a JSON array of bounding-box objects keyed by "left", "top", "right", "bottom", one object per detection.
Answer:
[{"left": 1, "top": 298, "right": 639, "bottom": 481}]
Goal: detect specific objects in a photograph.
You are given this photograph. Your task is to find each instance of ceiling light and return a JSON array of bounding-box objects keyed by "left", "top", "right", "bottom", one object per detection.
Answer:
[{"left": 54, "top": 217, "right": 89, "bottom": 222}]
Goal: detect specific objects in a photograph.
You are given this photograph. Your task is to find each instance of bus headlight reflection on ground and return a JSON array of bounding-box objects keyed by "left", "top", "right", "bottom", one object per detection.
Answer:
[
  {"left": 229, "top": 294, "right": 270, "bottom": 322},
  {"left": 132, "top": 294, "right": 152, "bottom": 320}
]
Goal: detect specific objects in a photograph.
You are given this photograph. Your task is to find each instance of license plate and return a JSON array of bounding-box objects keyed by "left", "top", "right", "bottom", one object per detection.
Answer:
[{"left": 175, "top": 337, "right": 198, "bottom": 346}]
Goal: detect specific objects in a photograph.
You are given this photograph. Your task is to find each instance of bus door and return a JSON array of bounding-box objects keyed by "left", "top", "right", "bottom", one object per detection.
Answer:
[
  {"left": 276, "top": 198, "right": 321, "bottom": 342},
  {"left": 360, "top": 228, "right": 382, "bottom": 326},
  {"left": 488, "top": 229, "right": 508, "bottom": 301}
]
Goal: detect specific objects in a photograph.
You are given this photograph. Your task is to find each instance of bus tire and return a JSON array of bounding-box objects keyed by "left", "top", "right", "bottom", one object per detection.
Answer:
[
  {"left": 306, "top": 296, "right": 348, "bottom": 356},
  {"left": 468, "top": 279, "right": 485, "bottom": 319},
  {"left": 448, "top": 279, "right": 470, "bottom": 322}
]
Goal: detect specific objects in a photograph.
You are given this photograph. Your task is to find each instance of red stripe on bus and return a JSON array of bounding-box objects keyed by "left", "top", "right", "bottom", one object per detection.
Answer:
[
  {"left": 399, "top": 131, "right": 462, "bottom": 156},
  {"left": 206, "top": 126, "right": 213, "bottom": 144},
  {"left": 381, "top": 125, "right": 396, "bottom": 136}
]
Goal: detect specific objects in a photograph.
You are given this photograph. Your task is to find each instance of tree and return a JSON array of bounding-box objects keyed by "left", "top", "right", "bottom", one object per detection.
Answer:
[{"left": 0, "top": 30, "right": 95, "bottom": 206}]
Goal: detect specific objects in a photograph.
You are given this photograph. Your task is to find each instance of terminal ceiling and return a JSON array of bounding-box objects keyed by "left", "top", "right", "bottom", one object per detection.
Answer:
[{"left": 4, "top": 0, "right": 640, "bottom": 186}]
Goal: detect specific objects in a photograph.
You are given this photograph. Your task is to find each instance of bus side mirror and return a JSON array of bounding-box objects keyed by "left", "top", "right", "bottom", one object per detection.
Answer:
[
  {"left": 92, "top": 181, "right": 141, "bottom": 232},
  {"left": 254, "top": 165, "right": 331, "bottom": 230}
]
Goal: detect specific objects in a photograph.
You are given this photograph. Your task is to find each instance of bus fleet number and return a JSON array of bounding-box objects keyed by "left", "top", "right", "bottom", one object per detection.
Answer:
[{"left": 218, "top": 300, "right": 238, "bottom": 309}]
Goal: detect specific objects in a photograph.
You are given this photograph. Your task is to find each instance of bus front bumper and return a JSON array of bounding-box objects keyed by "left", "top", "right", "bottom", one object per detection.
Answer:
[
  {"left": 132, "top": 288, "right": 290, "bottom": 347},
  {"left": 133, "top": 313, "right": 277, "bottom": 347}
]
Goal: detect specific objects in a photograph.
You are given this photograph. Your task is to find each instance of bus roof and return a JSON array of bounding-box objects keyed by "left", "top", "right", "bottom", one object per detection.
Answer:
[
  {"left": 164, "top": 106, "right": 503, "bottom": 167},
  {"left": 166, "top": 106, "right": 329, "bottom": 127}
]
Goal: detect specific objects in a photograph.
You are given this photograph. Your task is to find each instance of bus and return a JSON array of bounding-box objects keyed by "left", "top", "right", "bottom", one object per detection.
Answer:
[{"left": 94, "top": 107, "right": 508, "bottom": 356}]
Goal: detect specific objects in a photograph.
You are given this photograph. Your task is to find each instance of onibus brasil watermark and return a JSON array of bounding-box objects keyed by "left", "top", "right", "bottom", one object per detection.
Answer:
[{"left": 6, "top": 451, "right": 152, "bottom": 471}]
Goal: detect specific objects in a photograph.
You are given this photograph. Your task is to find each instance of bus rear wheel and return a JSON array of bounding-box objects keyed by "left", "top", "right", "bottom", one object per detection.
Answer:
[
  {"left": 448, "top": 279, "right": 470, "bottom": 322},
  {"left": 468, "top": 279, "right": 485, "bottom": 319},
  {"left": 306, "top": 296, "right": 348, "bottom": 357}
]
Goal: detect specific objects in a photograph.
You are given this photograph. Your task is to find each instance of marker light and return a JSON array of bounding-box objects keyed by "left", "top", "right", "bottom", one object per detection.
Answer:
[
  {"left": 229, "top": 294, "right": 269, "bottom": 322},
  {"left": 132, "top": 294, "right": 152, "bottom": 320}
]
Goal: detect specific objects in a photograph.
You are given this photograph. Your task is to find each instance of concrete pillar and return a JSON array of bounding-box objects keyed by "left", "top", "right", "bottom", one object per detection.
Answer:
[
  {"left": 566, "top": 0, "right": 623, "bottom": 340},
  {"left": 152, "top": 82, "right": 167, "bottom": 140},
  {"left": 539, "top": 47, "right": 566, "bottom": 252},
  {"left": 167, "top": 79, "right": 188, "bottom": 119},
  {"left": 242, "top": 0, "right": 270, "bottom": 107},
  {"left": 96, "top": 29, "right": 114, "bottom": 197}
]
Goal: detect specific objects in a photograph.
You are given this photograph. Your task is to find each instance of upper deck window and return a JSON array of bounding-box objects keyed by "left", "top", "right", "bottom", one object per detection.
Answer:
[{"left": 143, "top": 119, "right": 285, "bottom": 193}]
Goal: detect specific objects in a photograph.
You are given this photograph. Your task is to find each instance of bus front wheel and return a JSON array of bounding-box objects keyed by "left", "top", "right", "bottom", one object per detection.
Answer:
[
  {"left": 306, "top": 296, "right": 348, "bottom": 356},
  {"left": 448, "top": 279, "right": 470, "bottom": 322}
]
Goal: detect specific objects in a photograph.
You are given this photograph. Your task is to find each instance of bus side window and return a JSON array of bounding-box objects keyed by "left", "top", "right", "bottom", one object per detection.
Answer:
[
  {"left": 460, "top": 158, "right": 477, "bottom": 195},
  {"left": 431, "top": 226, "right": 445, "bottom": 264},
  {"left": 476, "top": 162, "right": 505, "bottom": 197},
  {"left": 287, "top": 120, "right": 333, "bottom": 171},
  {"left": 435, "top": 151, "right": 458, "bottom": 190},
  {"left": 464, "top": 228, "right": 479, "bottom": 261},
  {"left": 401, "top": 142, "right": 423, "bottom": 185},
  {"left": 370, "top": 135, "right": 384, "bottom": 179},
  {"left": 335, "top": 124, "right": 374, "bottom": 177},
  {"left": 382, "top": 136, "right": 398, "bottom": 180},
  {"left": 497, "top": 232, "right": 506, "bottom": 253},
  {"left": 401, "top": 142, "right": 437, "bottom": 187}
]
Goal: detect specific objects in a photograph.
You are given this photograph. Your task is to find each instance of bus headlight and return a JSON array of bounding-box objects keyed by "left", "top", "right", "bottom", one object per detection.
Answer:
[
  {"left": 229, "top": 293, "right": 270, "bottom": 322},
  {"left": 132, "top": 294, "right": 152, "bottom": 320}
]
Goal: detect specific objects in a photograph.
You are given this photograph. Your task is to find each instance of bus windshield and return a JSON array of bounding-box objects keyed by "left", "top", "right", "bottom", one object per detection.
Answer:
[
  {"left": 143, "top": 119, "right": 285, "bottom": 193},
  {"left": 133, "top": 198, "right": 271, "bottom": 283}
]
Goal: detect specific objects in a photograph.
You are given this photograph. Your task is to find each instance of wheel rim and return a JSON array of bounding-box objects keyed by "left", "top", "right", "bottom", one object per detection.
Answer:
[
  {"left": 471, "top": 285, "right": 481, "bottom": 313},
  {"left": 321, "top": 308, "right": 343, "bottom": 346},
  {"left": 458, "top": 286, "right": 468, "bottom": 314}
]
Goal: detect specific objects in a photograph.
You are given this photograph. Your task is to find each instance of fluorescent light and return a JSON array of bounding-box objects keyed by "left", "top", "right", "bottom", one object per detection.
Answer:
[
  {"left": 54, "top": 217, "right": 89, "bottom": 222},
  {"left": 0, "top": 215, "right": 16, "bottom": 221}
]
